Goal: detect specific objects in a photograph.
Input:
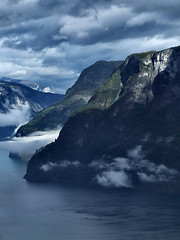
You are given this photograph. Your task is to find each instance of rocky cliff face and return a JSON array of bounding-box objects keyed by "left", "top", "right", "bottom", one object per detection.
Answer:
[
  {"left": 25, "top": 46, "right": 180, "bottom": 191},
  {"left": 17, "top": 60, "right": 121, "bottom": 136},
  {"left": 0, "top": 82, "right": 63, "bottom": 139}
]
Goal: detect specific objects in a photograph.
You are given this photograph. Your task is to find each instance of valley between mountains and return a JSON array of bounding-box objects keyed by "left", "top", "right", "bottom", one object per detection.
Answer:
[{"left": 3, "top": 45, "right": 180, "bottom": 192}]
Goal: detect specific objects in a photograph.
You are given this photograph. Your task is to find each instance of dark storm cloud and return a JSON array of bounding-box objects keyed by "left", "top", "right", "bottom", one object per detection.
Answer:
[
  {"left": 2, "top": 17, "right": 61, "bottom": 51},
  {"left": 0, "top": 0, "right": 121, "bottom": 50},
  {"left": 0, "top": 0, "right": 180, "bottom": 91},
  {"left": 1, "top": 0, "right": 180, "bottom": 45},
  {"left": 1, "top": 0, "right": 178, "bottom": 51}
]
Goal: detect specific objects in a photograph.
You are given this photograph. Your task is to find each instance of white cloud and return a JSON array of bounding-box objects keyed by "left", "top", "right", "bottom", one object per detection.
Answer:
[
  {"left": 58, "top": 35, "right": 180, "bottom": 67},
  {"left": 60, "top": 6, "right": 133, "bottom": 40},
  {"left": 97, "top": 170, "right": 132, "bottom": 188},
  {"left": 98, "top": 5, "right": 133, "bottom": 26},
  {"left": 0, "top": 43, "right": 77, "bottom": 84},
  {"left": 40, "top": 160, "right": 80, "bottom": 172},
  {"left": 0, "top": 128, "right": 61, "bottom": 159},
  {"left": 0, "top": 104, "right": 30, "bottom": 127},
  {"left": 127, "top": 145, "right": 144, "bottom": 160},
  {"left": 126, "top": 12, "right": 159, "bottom": 27},
  {"left": 93, "top": 146, "right": 179, "bottom": 188},
  {"left": 40, "top": 162, "right": 58, "bottom": 172},
  {"left": 60, "top": 14, "right": 101, "bottom": 39},
  {"left": 7, "top": 70, "right": 27, "bottom": 77}
]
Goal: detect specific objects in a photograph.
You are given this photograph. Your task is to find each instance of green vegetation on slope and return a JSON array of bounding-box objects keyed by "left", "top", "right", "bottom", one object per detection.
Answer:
[
  {"left": 17, "top": 60, "right": 121, "bottom": 136},
  {"left": 130, "top": 51, "right": 156, "bottom": 59},
  {"left": 73, "top": 66, "right": 123, "bottom": 115}
]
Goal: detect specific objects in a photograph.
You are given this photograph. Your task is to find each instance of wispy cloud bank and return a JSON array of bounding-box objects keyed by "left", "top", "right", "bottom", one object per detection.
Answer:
[
  {"left": 40, "top": 160, "right": 80, "bottom": 172},
  {"left": 37, "top": 144, "right": 179, "bottom": 188},
  {"left": 0, "top": 104, "right": 30, "bottom": 128},
  {"left": 0, "top": 128, "right": 61, "bottom": 159},
  {"left": 93, "top": 146, "right": 179, "bottom": 188}
]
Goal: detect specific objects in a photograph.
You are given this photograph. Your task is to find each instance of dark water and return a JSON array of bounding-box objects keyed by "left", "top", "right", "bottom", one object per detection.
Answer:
[{"left": 0, "top": 149, "right": 180, "bottom": 240}]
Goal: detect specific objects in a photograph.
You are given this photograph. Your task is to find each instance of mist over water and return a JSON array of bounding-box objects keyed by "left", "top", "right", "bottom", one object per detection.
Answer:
[
  {"left": 0, "top": 148, "right": 180, "bottom": 240},
  {"left": 0, "top": 128, "right": 61, "bottom": 159}
]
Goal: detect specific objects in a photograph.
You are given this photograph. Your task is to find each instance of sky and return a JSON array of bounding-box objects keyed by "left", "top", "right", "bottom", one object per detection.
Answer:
[{"left": 1, "top": 0, "right": 180, "bottom": 93}]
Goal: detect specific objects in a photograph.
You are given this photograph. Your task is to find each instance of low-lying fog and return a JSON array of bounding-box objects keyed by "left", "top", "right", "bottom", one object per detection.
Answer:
[{"left": 0, "top": 128, "right": 61, "bottom": 159}]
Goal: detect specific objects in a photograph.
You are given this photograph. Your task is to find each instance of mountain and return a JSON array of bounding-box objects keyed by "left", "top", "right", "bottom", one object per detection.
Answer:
[
  {"left": 16, "top": 60, "right": 121, "bottom": 136},
  {"left": 24, "top": 46, "right": 180, "bottom": 191},
  {"left": 1, "top": 77, "right": 53, "bottom": 93},
  {"left": 0, "top": 81, "right": 64, "bottom": 139}
]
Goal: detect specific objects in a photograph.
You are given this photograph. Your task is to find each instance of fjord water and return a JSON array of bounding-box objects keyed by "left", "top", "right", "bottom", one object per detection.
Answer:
[{"left": 0, "top": 149, "right": 180, "bottom": 240}]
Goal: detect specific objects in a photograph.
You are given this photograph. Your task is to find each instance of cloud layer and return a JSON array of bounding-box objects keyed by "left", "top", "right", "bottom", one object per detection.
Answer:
[
  {"left": 0, "top": 104, "right": 30, "bottom": 128},
  {"left": 0, "top": 0, "right": 180, "bottom": 91},
  {"left": 38, "top": 145, "right": 179, "bottom": 188},
  {"left": 0, "top": 128, "right": 61, "bottom": 159},
  {"left": 94, "top": 146, "right": 179, "bottom": 188}
]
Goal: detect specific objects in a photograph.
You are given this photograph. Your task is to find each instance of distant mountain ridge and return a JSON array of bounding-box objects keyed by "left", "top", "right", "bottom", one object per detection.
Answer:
[
  {"left": 17, "top": 60, "right": 122, "bottom": 136},
  {"left": 1, "top": 77, "right": 53, "bottom": 93},
  {"left": 25, "top": 45, "right": 180, "bottom": 192},
  {"left": 0, "top": 81, "right": 64, "bottom": 139}
]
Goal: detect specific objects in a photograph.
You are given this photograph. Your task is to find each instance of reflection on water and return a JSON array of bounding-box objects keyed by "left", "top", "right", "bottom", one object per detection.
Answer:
[{"left": 0, "top": 149, "right": 180, "bottom": 240}]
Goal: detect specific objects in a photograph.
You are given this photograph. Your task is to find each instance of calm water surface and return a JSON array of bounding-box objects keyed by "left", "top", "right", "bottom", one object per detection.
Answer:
[{"left": 0, "top": 149, "right": 180, "bottom": 240}]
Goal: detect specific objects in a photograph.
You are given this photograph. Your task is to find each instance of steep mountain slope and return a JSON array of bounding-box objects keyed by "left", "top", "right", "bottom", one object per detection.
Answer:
[
  {"left": 17, "top": 60, "right": 121, "bottom": 136},
  {"left": 74, "top": 66, "right": 122, "bottom": 113},
  {"left": 0, "top": 81, "right": 64, "bottom": 139},
  {"left": 25, "top": 46, "right": 180, "bottom": 191}
]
